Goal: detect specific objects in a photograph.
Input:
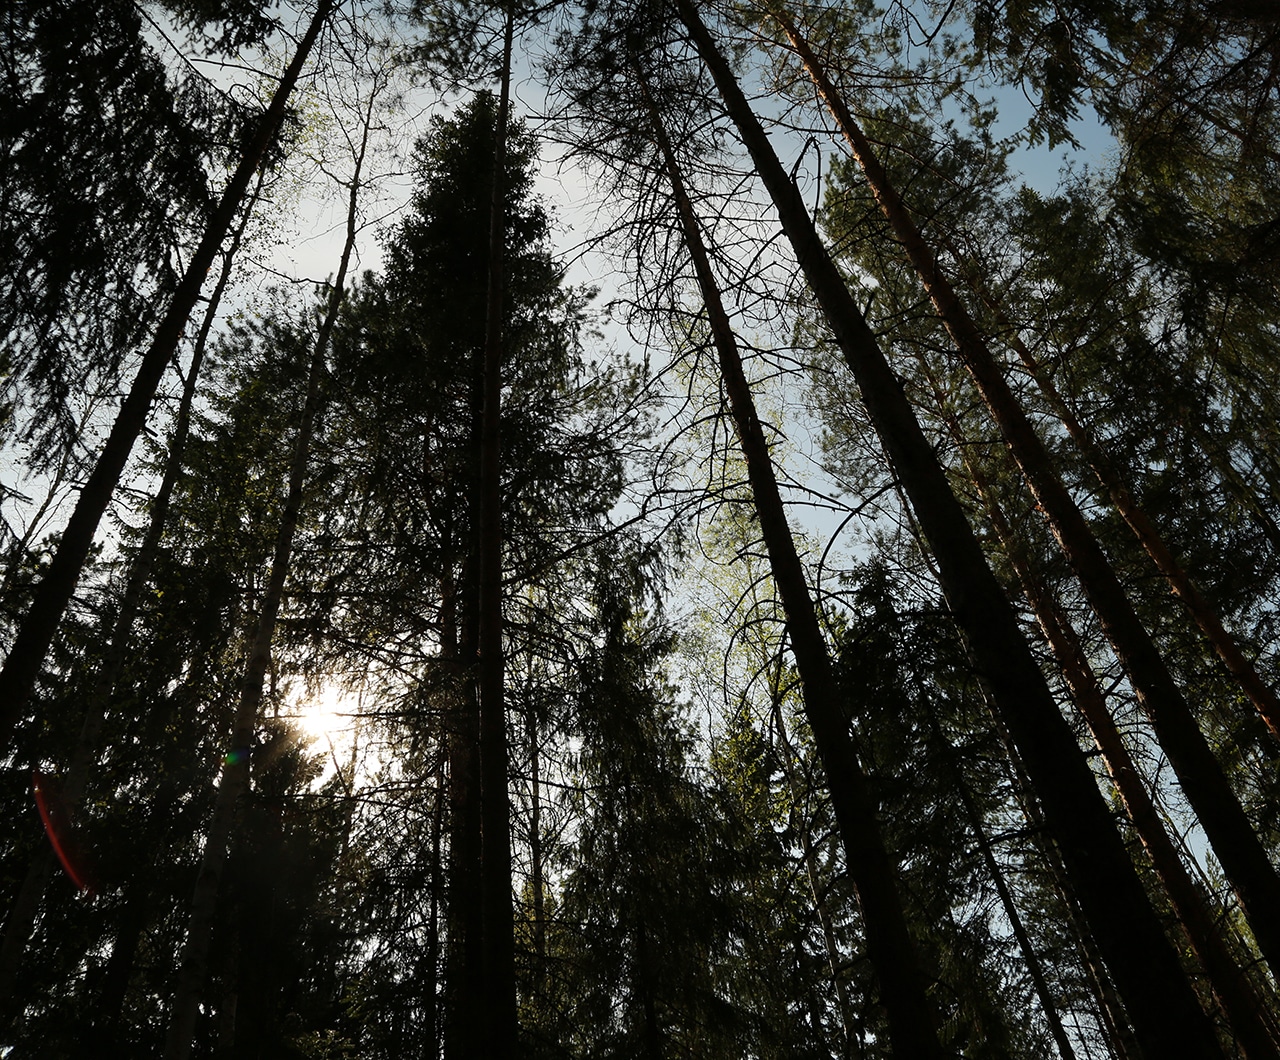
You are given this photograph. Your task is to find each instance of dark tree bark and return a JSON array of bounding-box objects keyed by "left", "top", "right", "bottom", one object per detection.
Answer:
[
  {"left": 0, "top": 0, "right": 337, "bottom": 752},
  {"left": 673, "top": 3, "right": 1224, "bottom": 1055},
  {"left": 935, "top": 224, "right": 1280, "bottom": 734},
  {"left": 770, "top": 8, "right": 1280, "bottom": 972},
  {"left": 477, "top": 6, "right": 519, "bottom": 1058},
  {"left": 641, "top": 67, "right": 945, "bottom": 1058},
  {"left": 443, "top": 567, "right": 483, "bottom": 1060},
  {"left": 769, "top": 690, "right": 862, "bottom": 1057},
  {"left": 86, "top": 887, "right": 151, "bottom": 1058},
  {"left": 526, "top": 693, "right": 546, "bottom": 970},
  {"left": 931, "top": 724, "right": 1079, "bottom": 1060}
]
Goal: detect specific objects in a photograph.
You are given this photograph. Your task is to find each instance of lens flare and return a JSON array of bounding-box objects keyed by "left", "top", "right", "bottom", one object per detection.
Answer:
[{"left": 33, "top": 770, "right": 93, "bottom": 895}]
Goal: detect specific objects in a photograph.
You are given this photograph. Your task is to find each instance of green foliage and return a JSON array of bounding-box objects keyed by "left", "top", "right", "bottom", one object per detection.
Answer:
[
  {"left": 0, "top": 0, "right": 249, "bottom": 468},
  {"left": 6, "top": 2, "right": 1280, "bottom": 1056},
  {"left": 543, "top": 577, "right": 745, "bottom": 1059}
]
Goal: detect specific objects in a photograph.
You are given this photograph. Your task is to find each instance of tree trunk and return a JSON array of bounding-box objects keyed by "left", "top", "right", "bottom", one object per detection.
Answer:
[
  {"left": 443, "top": 566, "right": 483, "bottom": 1060},
  {"left": 477, "top": 7, "right": 519, "bottom": 1059},
  {"left": 914, "top": 344, "right": 1280, "bottom": 1054},
  {"left": 162, "top": 100, "right": 367, "bottom": 1060},
  {"left": 0, "top": 162, "right": 267, "bottom": 1015},
  {"left": 636, "top": 920, "right": 664, "bottom": 1060},
  {"left": 772, "top": 8, "right": 1280, "bottom": 972},
  {"left": 673, "top": 4, "right": 1224, "bottom": 1055},
  {"left": 0, "top": 0, "right": 336, "bottom": 752},
  {"left": 87, "top": 888, "right": 151, "bottom": 1058},
  {"left": 1002, "top": 739, "right": 1141, "bottom": 1060},
  {"left": 527, "top": 692, "right": 546, "bottom": 970},
  {"left": 641, "top": 67, "right": 944, "bottom": 1057},
  {"left": 427, "top": 747, "right": 445, "bottom": 1059}
]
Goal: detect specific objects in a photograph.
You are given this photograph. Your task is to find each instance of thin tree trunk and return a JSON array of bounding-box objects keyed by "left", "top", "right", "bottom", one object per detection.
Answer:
[
  {"left": 883, "top": 465, "right": 1126, "bottom": 1060},
  {"left": 0, "top": 0, "right": 336, "bottom": 751},
  {"left": 443, "top": 565, "right": 483, "bottom": 1060},
  {"left": 427, "top": 746, "right": 445, "bottom": 1060},
  {"left": 215, "top": 892, "right": 242, "bottom": 1059},
  {"left": 966, "top": 455, "right": 1280, "bottom": 1059},
  {"left": 921, "top": 709, "right": 1079, "bottom": 1060},
  {"left": 527, "top": 691, "right": 546, "bottom": 970},
  {"left": 83, "top": 886, "right": 150, "bottom": 1058},
  {"left": 934, "top": 212, "right": 1280, "bottom": 737},
  {"left": 673, "top": 5, "right": 1224, "bottom": 1055},
  {"left": 0, "top": 163, "right": 267, "bottom": 1015},
  {"left": 478, "top": 8, "right": 518, "bottom": 1058},
  {"left": 976, "top": 701, "right": 1137, "bottom": 1060},
  {"left": 636, "top": 920, "right": 664, "bottom": 1060},
  {"left": 162, "top": 99, "right": 368, "bottom": 1060},
  {"left": 772, "top": 6, "right": 1280, "bottom": 976},
  {"left": 768, "top": 687, "right": 862, "bottom": 1058},
  {"left": 641, "top": 68, "right": 944, "bottom": 1057}
]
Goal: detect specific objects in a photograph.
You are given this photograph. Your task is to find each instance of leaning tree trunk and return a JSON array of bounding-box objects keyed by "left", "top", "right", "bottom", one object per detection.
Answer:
[
  {"left": 0, "top": 0, "right": 337, "bottom": 752},
  {"left": 641, "top": 69, "right": 945, "bottom": 1057},
  {"left": 87, "top": 885, "right": 152, "bottom": 1059},
  {"left": 0, "top": 163, "right": 268, "bottom": 1017},
  {"left": 1000, "top": 734, "right": 1142, "bottom": 1060},
  {"left": 771, "top": 8, "right": 1280, "bottom": 973},
  {"left": 937, "top": 225, "right": 1280, "bottom": 733},
  {"left": 777, "top": 4, "right": 1280, "bottom": 736},
  {"left": 162, "top": 98, "right": 369, "bottom": 1060},
  {"left": 673, "top": 3, "right": 1224, "bottom": 1055},
  {"left": 928, "top": 721, "right": 1079, "bottom": 1060}
]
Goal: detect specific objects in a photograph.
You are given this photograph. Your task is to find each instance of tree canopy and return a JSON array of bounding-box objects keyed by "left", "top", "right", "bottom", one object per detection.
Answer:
[{"left": 3, "top": 1, "right": 1280, "bottom": 1058}]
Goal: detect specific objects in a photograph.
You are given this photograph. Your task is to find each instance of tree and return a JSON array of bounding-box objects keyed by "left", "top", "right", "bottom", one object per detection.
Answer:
[
  {"left": 322, "top": 87, "right": 635, "bottom": 1058},
  {"left": 0, "top": 0, "right": 338, "bottom": 752},
  {"left": 164, "top": 71, "right": 372, "bottom": 1049},
  {"left": 547, "top": 564, "right": 742, "bottom": 1059},
  {"left": 670, "top": 2, "right": 1223, "bottom": 1053},
  {"left": 5, "top": 2, "right": 1280, "bottom": 1057},
  {"left": 638, "top": 58, "right": 944, "bottom": 1054}
]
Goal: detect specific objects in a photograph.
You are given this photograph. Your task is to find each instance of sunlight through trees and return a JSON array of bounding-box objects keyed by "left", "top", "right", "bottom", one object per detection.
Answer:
[{"left": 3, "top": 0, "right": 1280, "bottom": 1057}]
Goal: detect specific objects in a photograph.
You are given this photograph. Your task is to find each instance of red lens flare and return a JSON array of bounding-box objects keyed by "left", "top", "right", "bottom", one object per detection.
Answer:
[{"left": 33, "top": 770, "right": 93, "bottom": 895}]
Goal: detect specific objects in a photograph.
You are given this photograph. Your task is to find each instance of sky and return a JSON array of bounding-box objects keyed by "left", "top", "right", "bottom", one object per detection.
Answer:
[{"left": 2, "top": 1, "right": 1120, "bottom": 608}]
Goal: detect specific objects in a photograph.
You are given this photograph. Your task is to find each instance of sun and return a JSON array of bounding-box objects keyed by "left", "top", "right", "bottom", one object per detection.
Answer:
[{"left": 292, "top": 682, "right": 356, "bottom": 743}]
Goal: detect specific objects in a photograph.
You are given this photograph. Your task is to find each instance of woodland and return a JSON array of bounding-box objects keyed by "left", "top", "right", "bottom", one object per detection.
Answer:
[{"left": 2, "top": 0, "right": 1279, "bottom": 1057}]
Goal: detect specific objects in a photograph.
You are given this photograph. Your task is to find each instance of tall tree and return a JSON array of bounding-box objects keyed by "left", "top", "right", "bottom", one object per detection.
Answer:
[
  {"left": 477, "top": 8, "right": 520, "bottom": 1056},
  {"left": 327, "top": 88, "right": 633, "bottom": 1057},
  {"left": 0, "top": 0, "right": 337, "bottom": 751},
  {"left": 669, "top": 2, "right": 1224, "bottom": 1054},
  {"left": 164, "top": 81, "right": 371, "bottom": 1054},
  {"left": 637, "top": 59, "right": 945, "bottom": 1056},
  {"left": 0, "top": 159, "right": 269, "bottom": 1014}
]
